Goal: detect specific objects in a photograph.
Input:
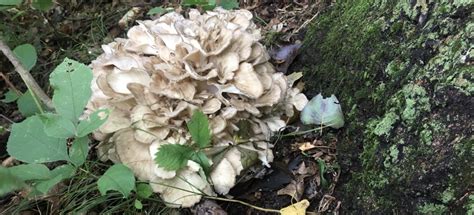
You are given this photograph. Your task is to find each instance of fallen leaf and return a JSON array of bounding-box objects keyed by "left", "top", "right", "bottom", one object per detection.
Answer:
[
  {"left": 298, "top": 142, "right": 316, "bottom": 152},
  {"left": 280, "top": 199, "right": 310, "bottom": 215}
]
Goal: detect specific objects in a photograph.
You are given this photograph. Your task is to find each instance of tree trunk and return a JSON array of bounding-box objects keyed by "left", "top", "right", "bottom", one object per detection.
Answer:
[{"left": 292, "top": 0, "right": 473, "bottom": 213}]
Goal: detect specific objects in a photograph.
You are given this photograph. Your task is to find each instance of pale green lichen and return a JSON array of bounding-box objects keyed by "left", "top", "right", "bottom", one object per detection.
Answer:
[
  {"left": 441, "top": 188, "right": 455, "bottom": 204},
  {"left": 373, "top": 112, "right": 399, "bottom": 137},
  {"left": 401, "top": 84, "right": 430, "bottom": 124}
]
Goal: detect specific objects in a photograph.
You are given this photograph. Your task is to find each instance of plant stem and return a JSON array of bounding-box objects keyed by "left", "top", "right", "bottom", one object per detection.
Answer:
[
  {"left": 204, "top": 196, "right": 281, "bottom": 213},
  {"left": 0, "top": 39, "right": 53, "bottom": 109}
]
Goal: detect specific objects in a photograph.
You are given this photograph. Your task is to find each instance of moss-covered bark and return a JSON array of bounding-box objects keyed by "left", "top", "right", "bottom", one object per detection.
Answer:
[{"left": 292, "top": 0, "right": 473, "bottom": 213}]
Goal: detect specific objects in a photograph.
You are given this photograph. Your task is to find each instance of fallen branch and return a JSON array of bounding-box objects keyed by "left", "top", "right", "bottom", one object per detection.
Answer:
[{"left": 0, "top": 39, "right": 53, "bottom": 109}]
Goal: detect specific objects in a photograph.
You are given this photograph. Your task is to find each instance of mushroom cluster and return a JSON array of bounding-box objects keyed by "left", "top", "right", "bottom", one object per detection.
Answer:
[{"left": 87, "top": 8, "right": 307, "bottom": 207}]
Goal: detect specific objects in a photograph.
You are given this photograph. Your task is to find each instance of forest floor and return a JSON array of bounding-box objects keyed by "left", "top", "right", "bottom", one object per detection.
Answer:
[{"left": 0, "top": 0, "right": 344, "bottom": 214}]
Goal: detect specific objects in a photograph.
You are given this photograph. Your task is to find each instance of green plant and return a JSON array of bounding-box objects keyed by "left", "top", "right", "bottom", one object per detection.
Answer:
[
  {"left": 1, "top": 57, "right": 136, "bottom": 200},
  {"left": 0, "top": 0, "right": 54, "bottom": 11},
  {"left": 181, "top": 0, "right": 239, "bottom": 10},
  {"left": 154, "top": 110, "right": 212, "bottom": 175}
]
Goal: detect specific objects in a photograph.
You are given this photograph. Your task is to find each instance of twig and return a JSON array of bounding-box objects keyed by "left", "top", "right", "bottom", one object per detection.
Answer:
[
  {"left": 0, "top": 72, "right": 21, "bottom": 94},
  {"left": 0, "top": 39, "right": 53, "bottom": 109}
]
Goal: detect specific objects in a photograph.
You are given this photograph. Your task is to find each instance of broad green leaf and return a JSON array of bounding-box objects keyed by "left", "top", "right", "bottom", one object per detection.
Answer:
[
  {"left": 76, "top": 109, "right": 109, "bottom": 137},
  {"left": 69, "top": 136, "right": 90, "bottom": 167},
  {"left": 13, "top": 44, "right": 37, "bottom": 71},
  {"left": 7, "top": 116, "right": 69, "bottom": 163},
  {"left": 136, "top": 183, "right": 153, "bottom": 199},
  {"left": 0, "top": 167, "right": 25, "bottom": 196},
  {"left": 300, "top": 93, "right": 345, "bottom": 129},
  {"left": 9, "top": 164, "right": 51, "bottom": 181},
  {"left": 97, "top": 164, "right": 135, "bottom": 198},
  {"left": 50, "top": 58, "right": 93, "bottom": 123},
  {"left": 40, "top": 113, "right": 76, "bottom": 138},
  {"left": 219, "top": 0, "right": 239, "bottom": 9},
  {"left": 134, "top": 199, "right": 143, "bottom": 209},
  {"left": 17, "top": 90, "right": 42, "bottom": 117},
  {"left": 0, "top": 0, "right": 22, "bottom": 5},
  {"left": 154, "top": 144, "right": 194, "bottom": 171},
  {"left": 187, "top": 110, "right": 211, "bottom": 148},
  {"left": 190, "top": 151, "right": 211, "bottom": 175},
  {"left": 1, "top": 89, "right": 20, "bottom": 103},
  {"left": 237, "top": 147, "right": 258, "bottom": 169},
  {"left": 32, "top": 0, "right": 53, "bottom": 11},
  {"left": 35, "top": 164, "right": 75, "bottom": 194},
  {"left": 147, "top": 7, "right": 166, "bottom": 16}
]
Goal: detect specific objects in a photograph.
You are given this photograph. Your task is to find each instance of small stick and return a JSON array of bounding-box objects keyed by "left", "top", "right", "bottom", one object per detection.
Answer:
[
  {"left": 0, "top": 39, "right": 53, "bottom": 109},
  {"left": 0, "top": 72, "right": 21, "bottom": 95}
]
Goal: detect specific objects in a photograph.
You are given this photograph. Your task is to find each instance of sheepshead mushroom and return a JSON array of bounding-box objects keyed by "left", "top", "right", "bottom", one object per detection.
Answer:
[{"left": 87, "top": 7, "right": 308, "bottom": 208}]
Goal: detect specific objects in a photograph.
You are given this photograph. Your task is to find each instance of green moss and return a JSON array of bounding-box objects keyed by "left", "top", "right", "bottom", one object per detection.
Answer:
[
  {"left": 297, "top": 0, "right": 473, "bottom": 212},
  {"left": 441, "top": 188, "right": 455, "bottom": 204},
  {"left": 372, "top": 112, "right": 399, "bottom": 137}
]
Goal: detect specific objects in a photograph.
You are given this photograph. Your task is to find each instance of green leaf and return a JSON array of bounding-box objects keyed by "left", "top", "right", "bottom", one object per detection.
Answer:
[
  {"left": 97, "top": 164, "right": 135, "bottom": 198},
  {"left": 1, "top": 89, "right": 20, "bottom": 103},
  {"left": 300, "top": 93, "right": 345, "bottom": 129},
  {"left": 0, "top": 0, "right": 22, "bottom": 5},
  {"left": 237, "top": 147, "right": 258, "bottom": 169},
  {"left": 7, "top": 116, "right": 70, "bottom": 163},
  {"left": 35, "top": 164, "right": 76, "bottom": 194},
  {"left": 236, "top": 120, "right": 252, "bottom": 139},
  {"left": 50, "top": 58, "right": 93, "bottom": 123},
  {"left": 76, "top": 109, "right": 109, "bottom": 137},
  {"left": 136, "top": 183, "right": 153, "bottom": 199},
  {"left": 40, "top": 113, "right": 76, "bottom": 138},
  {"left": 69, "top": 136, "right": 90, "bottom": 167},
  {"left": 32, "top": 0, "right": 53, "bottom": 11},
  {"left": 17, "top": 90, "right": 42, "bottom": 117},
  {"left": 187, "top": 110, "right": 211, "bottom": 148},
  {"left": 190, "top": 151, "right": 211, "bottom": 175},
  {"left": 9, "top": 164, "right": 51, "bottom": 181},
  {"left": 13, "top": 44, "right": 37, "bottom": 71},
  {"left": 0, "top": 167, "right": 25, "bottom": 196},
  {"left": 154, "top": 144, "right": 194, "bottom": 171},
  {"left": 316, "top": 159, "right": 328, "bottom": 188},
  {"left": 219, "top": 0, "right": 239, "bottom": 9},
  {"left": 147, "top": 7, "right": 166, "bottom": 16},
  {"left": 134, "top": 199, "right": 143, "bottom": 210}
]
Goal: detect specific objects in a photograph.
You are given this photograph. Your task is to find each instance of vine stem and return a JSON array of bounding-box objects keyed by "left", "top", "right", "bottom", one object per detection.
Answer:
[
  {"left": 204, "top": 196, "right": 281, "bottom": 213},
  {"left": 0, "top": 38, "right": 53, "bottom": 109}
]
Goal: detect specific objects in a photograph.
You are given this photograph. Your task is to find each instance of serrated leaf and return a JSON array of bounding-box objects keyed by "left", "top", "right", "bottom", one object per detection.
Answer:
[
  {"left": 190, "top": 151, "right": 211, "bottom": 175},
  {"left": 69, "top": 136, "right": 90, "bottom": 167},
  {"left": 300, "top": 93, "right": 345, "bottom": 129},
  {"left": 0, "top": 167, "right": 25, "bottom": 196},
  {"left": 219, "top": 0, "right": 239, "bottom": 9},
  {"left": 136, "top": 183, "right": 153, "bottom": 198},
  {"left": 35, "top": 164, "right": 75, "bottom": 194},
  {"left": 0, "top": 0, "right": 22, "bottom": 5},
  {"left": 8, "top": 164, "right": 51, "bottom": 181},
  {"left": 154, "top": 144, "right": 194, "bottom": 171},
  {"left": 17, "top": 90, "right": 42, "bottom": 117},
  {"left": 40, "top": 113, "right": 76, "bottom": 138},
  {"left": 7, "top": 116, "right": 69, "bottom": 163},
  {"left": 32, "top": 0, "right": 53, "bottom": 11},
  {"left": 1, "top": 89, "right": 20, "bottom": 103},
  {"left": 237, "top": 147, "right": 258, "bottom": 169},
  {"left": 76, "top": 109, "right": 109, "bottom": 137},
  {"left": 98, "top": 164, "right": 135, "bottom": 198},
  {"left": 13, "top": 44, "right": 37, "bottom": 71},
  {"left": 50, "top": 58, "right": 93, "bottom": 123},
  {"left": 187, "top": 110, "right": 211, "bottom": 148}
]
